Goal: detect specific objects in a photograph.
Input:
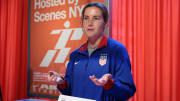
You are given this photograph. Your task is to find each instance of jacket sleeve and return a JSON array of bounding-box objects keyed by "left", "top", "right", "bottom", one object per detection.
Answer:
[
  {"left": 104, "top": 45, "right": 136, "bottom": 101},
  {"left": 57, "top": 54, "right": 74, "bottom": 95}
]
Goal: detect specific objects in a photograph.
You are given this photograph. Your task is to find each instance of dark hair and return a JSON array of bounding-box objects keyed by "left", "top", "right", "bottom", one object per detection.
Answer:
[{"left": 82, "top": 2, "right": 109, "bottom": 23}]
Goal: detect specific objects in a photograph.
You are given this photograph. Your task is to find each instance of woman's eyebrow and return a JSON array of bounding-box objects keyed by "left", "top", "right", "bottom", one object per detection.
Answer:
[
  {"left": 93, "top": 16, "right": 101, "bottom": 18},
  {"left": 84, "top": 15, "right": 102, "bottom": 17},
  {"left": 84, "top": 15, "right": 89, "bottom": 17}
]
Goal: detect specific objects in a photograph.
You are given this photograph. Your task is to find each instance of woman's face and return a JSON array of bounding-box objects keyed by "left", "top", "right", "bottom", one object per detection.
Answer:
[{"left": 82, "top": 6, "right": 106, "bottom": 39}]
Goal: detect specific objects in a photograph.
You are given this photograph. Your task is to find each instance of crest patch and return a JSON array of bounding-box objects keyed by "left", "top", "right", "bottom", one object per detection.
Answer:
[{"left": 99, "top": 54, "right": 107, "bottom": 66}]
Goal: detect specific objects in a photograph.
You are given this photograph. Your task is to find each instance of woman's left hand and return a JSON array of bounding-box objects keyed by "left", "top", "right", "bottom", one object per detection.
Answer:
[{"left": 89, "top": 74, "right": 112, "bottom": 86}]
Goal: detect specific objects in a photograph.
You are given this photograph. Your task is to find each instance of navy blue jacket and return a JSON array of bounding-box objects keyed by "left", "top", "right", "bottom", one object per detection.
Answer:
[{"left": 58, "top": 36, "right": 136, "bottom": 101}]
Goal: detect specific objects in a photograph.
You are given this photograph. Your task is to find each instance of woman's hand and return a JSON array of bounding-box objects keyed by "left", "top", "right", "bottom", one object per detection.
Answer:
[
  {"left": 47, "top": 71, "right": 64, "bottom": 84},
  {"left": 89, "top": 74, "right": 112, "bottom": 86}
]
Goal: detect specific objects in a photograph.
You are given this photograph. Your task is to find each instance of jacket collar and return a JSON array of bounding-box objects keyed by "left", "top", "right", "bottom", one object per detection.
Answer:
[{"left": 79, "top": 36, "right": 108, "bottom": 52}]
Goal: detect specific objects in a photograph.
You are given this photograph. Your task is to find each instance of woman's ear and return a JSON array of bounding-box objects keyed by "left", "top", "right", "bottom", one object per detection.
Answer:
[
  {"left": 103, "top": 21, "right": 109, "bottom": 30},
  {"left": 105, "top": 21, "right": 109, "bottom": 28}
]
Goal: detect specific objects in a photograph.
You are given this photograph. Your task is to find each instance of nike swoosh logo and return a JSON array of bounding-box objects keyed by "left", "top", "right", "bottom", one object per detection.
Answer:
[{"left": 74, "top": 61, "right": 79, "bottom": 65}]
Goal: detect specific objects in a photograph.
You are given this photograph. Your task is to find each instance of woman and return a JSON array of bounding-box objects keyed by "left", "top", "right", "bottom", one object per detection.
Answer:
[{"left": 48, "top": 2, "right": 136, "bottom": 101}]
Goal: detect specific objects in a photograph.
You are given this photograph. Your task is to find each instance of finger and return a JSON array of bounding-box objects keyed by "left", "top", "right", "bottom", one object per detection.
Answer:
[
  {"left": 89, "top": 75, "right": 96, "bottom": 79},
  {"left": 49, "top": 76, "right": 54, "bottom": 82},
  {"left": 47, "top": 75, "right": 51, "bottom": 80},
  {"left": 103, "top": 74, "right": 109, "bottom": 78},
  {"left": 102, "top": 74, "right": 112, "bottom": 80},
  {"left": 89, "top": 75, "right": 106, "bottom": 86},
  {"left": 49, "top": 75, "right": 56, "bottom": 82},
  {"left": 91, "top": 77, "right": 105, "bottom": 86},
  {"left": 106, "top": 74, "right": 112, "bottom": 79},
  {"left": 89, "top": 76, "right": 95, "bottom": 80},
  {"left": 52, "top": 77, "right": 57, "bottom": 82},
  {"left": 48, "top": 75, "right": 53, "bottom": 82},
  {"left": 93, "top": 78, "right": 105, "bottom": 86},
  {"left": 89, "top": 76, "right": 96, "bottom": 81},
  {"left": 48, "top": 71, "right": 55, "bottom": 76},
  {"left": 48, "top": 72, "right": 55, "bottom": 81}
]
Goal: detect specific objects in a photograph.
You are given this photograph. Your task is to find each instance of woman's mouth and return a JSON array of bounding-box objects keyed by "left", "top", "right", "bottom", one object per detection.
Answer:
[{"left": 87, "top": 28, "right": 94, "bottom": 31}]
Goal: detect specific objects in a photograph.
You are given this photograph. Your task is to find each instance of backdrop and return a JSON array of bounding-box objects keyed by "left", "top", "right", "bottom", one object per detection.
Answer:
[
  {"left": 28, "top": 0, "right": 103, "bottom": 98},
  {"left": 0, "top": 0, "right": 180, "bottom": 101},
  {"left": 0, "top": 0, "right": 28, "bottom": 100},
  {"left": 111, "top": 0, "right": 180, "bottom": 101}
]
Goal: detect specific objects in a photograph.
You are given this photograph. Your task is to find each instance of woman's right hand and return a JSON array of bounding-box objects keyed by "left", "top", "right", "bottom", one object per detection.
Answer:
[{"left": 47, "top": 71, "right": 64, "bottom": 84}]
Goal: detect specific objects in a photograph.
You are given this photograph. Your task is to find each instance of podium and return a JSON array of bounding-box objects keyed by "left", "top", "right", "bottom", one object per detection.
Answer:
[
  {"left": 58, "top": 95, "right": 96, "bottom": 101},
  {"left": 16, "top": 98, "right": 56, "bottom": 101},
  {"left": 16, "top": 99, "right": 47, "bottom": 101}
]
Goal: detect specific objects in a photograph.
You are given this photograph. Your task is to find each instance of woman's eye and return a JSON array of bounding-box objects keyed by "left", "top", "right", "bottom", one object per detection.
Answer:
[
  {"left": 84, "top": 17, "right": 89, "bottom": 20},
  {"left": 94, "top": 18, "right": 99, "bottom": 20}
]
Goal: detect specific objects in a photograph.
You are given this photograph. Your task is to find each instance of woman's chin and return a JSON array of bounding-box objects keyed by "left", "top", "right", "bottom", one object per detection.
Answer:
[{"left": 85, "top": 34, "right": 96, "bottom": 39}]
